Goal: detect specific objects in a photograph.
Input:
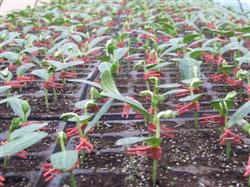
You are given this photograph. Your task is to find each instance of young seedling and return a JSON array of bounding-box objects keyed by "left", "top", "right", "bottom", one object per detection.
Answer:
[
  {"left": 98, "top": 65, "right": 177, "bottom": 186},
  {"left": 0, "top": 120, "right": 48, "bottom": 169},
  {"left": 100, "top": 41, "right": 129, "bottom": 75},
  {"left": 60, "top": 112, "right": 94, "bottom": 163},
  {"left": 31, "top": 68, "right": 63, "bottom": 111},
  {"left": 201, "top": 91, "right": 236, "bottom": 130},
  {"left": 41, "top": 131, "right": 78, "bottom": 187},
  {"left": 178, "top": 78, "right": 203, "bottom": 128}
]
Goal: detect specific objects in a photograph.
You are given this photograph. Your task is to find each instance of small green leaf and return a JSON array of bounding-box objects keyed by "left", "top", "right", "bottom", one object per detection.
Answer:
[
  {"left": 163, "top": 89, "right": 188, "bottom": 96},
  {"left": 183, "top": 34, "right": 202, "bottom": 44},
  {"left": 102, "top": 92, "right": 152, "bottom": 119},
  {"left": 100, "top": 70, "right": 120, "bottom": 94},
  {"left": 75, "top": 99, "right": 96, "bottom": 109},
  {"left": 0, "top": 51, "right": 20, "bottom": 62},
  {"left": 10, "top": 123, "right": 48, "bottom": 140},
  {"left": 88, "top": 36, "right": 107, "bottom": 49},
  {"left": 16, "top": 63, "right": 35, "bottom": 76},
  {"left": 68, "top": 79, "right": 101, "bottom": 89},
  {"left": 84, "top": 98, "right": 114, "bottom": 134},
  {"left": 146, "top": 62, "right": 171, "bottom": 71},
  {"left": 31, "top": 69, "right": 50, "bottom": 80},
  {"left": 51, "top": 150, "right": 78, "bottom": 171},
  {"left": 68, "top": 114, "right": 94, "bottom": 123},
  {"left": 0, "top": 86, "right": 11, "bottom": 94},
  {"left": 116, "top": 136, "right": 153, "bottom": 146},
  {"left": 158, "top": 83, "right": 181, "bottom": 89},
  {"left": 179, "top": 94, "right": 202, "bottom": 102},
  {"left": 112, "top": 47, "right": 128, "bottom": 62},
  {"left": 7, "top": 98, "right": 31, "bottom": 120},
  {"left": 228, "top": 101, "right": 250, "bottom": 128},
  {"left": 0, "top": 132, "right": 47, "bottom": 157}
]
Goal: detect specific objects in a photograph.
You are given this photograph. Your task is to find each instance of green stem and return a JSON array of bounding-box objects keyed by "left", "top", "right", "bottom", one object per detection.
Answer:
[
  {"left": 248, "top": 176, "right": 250, "bottom": 187},
  {"left": 3, "top": 157, "right": 8, "bottom": 170},
  {"left": 6, "top": 90, "right": 10, "bottom": 108},
  {"left": 59, "top": 135, "right": 66, "bottom": 152},
  {"left": 144, "top": 117, "right": 148, "bottom": 128},
  {"left": 45, "top": 89, "right": 49, "bottom": 112},
  {"left": 76, "top": 116, "right": 84, "bottom": 138},
  {"left": 53, "top": 88, "right": 58, "bottom": 102},
  {"left": 226, "top": 142, "right": 231, "bottom": 160},
  {"left": 152, "top": 159, "right": 158, "bottom": 186},
  {"left": 70, "top": 171, "right": 77, "bottom": 187}
]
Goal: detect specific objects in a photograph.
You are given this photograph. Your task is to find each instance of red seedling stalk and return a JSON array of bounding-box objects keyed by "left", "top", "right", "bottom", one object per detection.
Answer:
[
  {"left": 219, "top": 128, "right": 242, "bottom": 160},
  {"left": 121, "top": 97, "right": 135, "bottom": 119},
  {"left": 244, "top": 156, "right": 250, "bottom": 186},
  {"left": 0, "top": 175, "right": 5, "bottom": 186}
]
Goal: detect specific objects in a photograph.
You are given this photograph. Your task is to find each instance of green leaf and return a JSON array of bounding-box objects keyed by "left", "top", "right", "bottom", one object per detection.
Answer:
[
  {"left": 188, "top": 47, "right": 216, "bottom": 59},
  {"left": 163, "top": 89, "right": 188, "bottom": 96},
  {"left": 68, "top": 79, "right": 101, "bottom": 89},
  {"left": 16, "top": 63, "right": 35, "bottom": 76},
  {"left": 75, "top": 99, "right": 96, "bottom": 109},
  {"left": 112, "top": 47, "right": 128, "bottom": 62},
  {"left": 102, "top": 92, "right": 151, "bottom": 119},
  {"left": 0, "top": 51, "right": 20, "bottom": 62},
  {"left": 88, "top": 36, "right": 107, "bottom": 49},
  {"left": 10, "top": 123, "right": 48, "bottom": 140},
  {"left": 51, "top": 150, "right": 78, "bottom": 171},
  {"left": 116, "top": 136, "right": 153, "bottom": 146},
  {"left": 146, "top": 62, "right": 171, "bottom": 71},
  {"left": 0, "top": 86, "right": 11, "bottom": 94},
  {"left": 31, "top": 69, "right": 50, "bottom": 80},
  {"left": 0, "top": 132, "right": 47, "bottom": 157},
  {"left": 179, "top": 94, "right": 202, "bottom": 102},
  {"left": 98, "top": 62, "right": 112, "bottom": 74},
  {"left": 7, "top": 98, "right": 31, "bottom": 120},
  {"left": 183, "top": 34, "right": 202, "bottom": 44},
  {"left": 158, "top": 83, "right": 181, "bottom": 89},
  {"left": 68, "top": 114, "right": 94, "bottom": 123},
  {"left": 100, "top": 70, "right": 120, "bottom": 94},
  {"left": 47, "top": 60, "right": 83, "bottom": 71},
  {"left": 228, "top": 101, "right": 250, "bottom": 128},
  {"left": 225, "top": 91, "right": 237, "bottom": 100},
  {"left": 84, "top": 98, "right": 114, "bottom": 134},
  {"left": 237, "top": 26, "right": 250, "bottom": 33}
]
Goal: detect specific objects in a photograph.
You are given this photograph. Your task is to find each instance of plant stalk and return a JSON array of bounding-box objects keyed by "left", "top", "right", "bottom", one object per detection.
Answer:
[
  {"left": 152, "top": 159, "right": 158, "bottom": 186},
  {"left": 70, "top": 171, "right": 77, "bottom": 187},
  {"left": 3, "top": 157, "right": 8, "bottom": 170},
  {"left": 53, "top": 88, "right": 58, "bottom": 102},
  {"left": 226, "top": 141, "right": 231, "bottom": 160},
  {"left": 44, "top": 89, "right": 49, "bottom": 112}
]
